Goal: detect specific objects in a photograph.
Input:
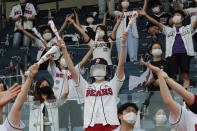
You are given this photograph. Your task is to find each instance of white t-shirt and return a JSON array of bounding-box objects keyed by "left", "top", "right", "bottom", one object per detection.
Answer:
[
  {"left": 87, "top": 36, "right": 115, "bottom": 65},
  {"left": 114, "top": 11, "right": 139, "bottom": 39},
  {"left": 81, "top": 24, "right": 101, "bottom": 32},
  {"left": 47, "top": 63, "right": 83, "bottom": 102},
  {"left": 74, "top": 65, "right": 125, "bottom": 129},
  {"left": 34, "top": 37, "right": 61, "bottom": 61},
  {"left": 169, "top": 106, "right": 197, "bottom": 131},
  {"left": 0, "top": 118, "right": 25, "bottom": 131},
  {"left": 9, "top": 3, "right": 37, "bottom": 31}
]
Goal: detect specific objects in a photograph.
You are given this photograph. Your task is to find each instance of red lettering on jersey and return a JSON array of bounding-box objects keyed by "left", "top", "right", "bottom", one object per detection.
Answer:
[
  {"left": 14, "top": 11, "right": 22, "bottom": 16},
  {"left": 102, "top": 89, "right": 108, "bottom": 95},
  {"left": 86, "top": 90, "right": 91, "bottom": 97},
  {"left": 52, "top": 43, "right": 58, "bottom": 46},
  {"left": 25, "top": 10, "right": 32, "bottom": 15},
  {"left": 108, "top": 88, "right": 113, "bottom": 95},
  {"left": 91, "top": 90, "right": 96, "bottom": 96},
  {"left": 191, "top": 12, "right": 197, "bottom": 17},
  {"left": 67, "top": 75, "right": 72, "bottom": 80},
  {"left": 96, "top": 90, "right": 102, "bottom": 96},
  {"left": 137, "top": 83, "right": 142, "bottom": 88},
  {"left": 195, "top": 124, "right": 197, "bottom": 131}
]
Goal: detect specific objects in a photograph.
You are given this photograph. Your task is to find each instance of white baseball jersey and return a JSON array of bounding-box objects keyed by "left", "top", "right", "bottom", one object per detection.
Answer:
[
  {"left": 114, "top": 11, "right": 139, "bottom": 39},
  {"left": 47, "top": 63, "right": 83, "bottom": 102},
  {"left": 34, "top": 37, "right": 61, "bottom": 61},
  {"left": 81, "top": 24, "right": 101, "bottom": 32},
  {"left": 74, "top": 65, "right": 125, "bottom": 129},
  {"left": 87, "top": 36, "right": 115, "bottom": 65},
  {"left": 162, "top": 25, "right": 195, "bottom": 58},
  {"left": 9, "top": 3, "right": 37, "bottom": 31},
  {"left": 0, "top": 118, "right": 25, "bottom": 131},
  {"left": 169, "top": 106, "right": 197, "bottom": 131},
  {"left": 186, "top": 7, "right": 197, "bottom": 24}
]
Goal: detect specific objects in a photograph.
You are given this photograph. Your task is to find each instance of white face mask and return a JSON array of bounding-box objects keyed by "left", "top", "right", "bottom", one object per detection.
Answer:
[
  {"left": 86, "top": 17, "right": 94, "bottom": 24},
  {"left": 97, "top": 30, "right": 105, "bottom": 39},
  {"left": 172, "top": 15, "right": 182, "bottom": 24},
  {"left": 155, "top": 114, "right": 167, "bottom": 125},
  {"left": 60, "top": 58, "right": 67, "bottom": 67},
  {"left": 19, "top": 0, "right": 26, "bottom": 3},
  {"left": 152, "top": 7, "right": 160, "bottom": 14},
  {"left": 43, "top": 33, "right": 52, "bottom": 41},
  {"left": 123, "top": 112, "right": 137, "bottom": 124},
  {"left": 152, "top": 49, "right": 162, "bottom": 56},
  {"left": 121, "top": 1, "right": 130, "bottom": 9},
  {"left": 92, "top": 68, "right": 106, "bottom": 77},
  {"left": 94, "top": 76, "right": 105, "bottom": 80}
]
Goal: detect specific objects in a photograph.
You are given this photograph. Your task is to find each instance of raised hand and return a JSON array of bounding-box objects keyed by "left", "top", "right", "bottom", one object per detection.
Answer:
[
  {"left": 0, "top": 83, "right": 21, "bottom": 107},
  {"left": 27, "top": 64, "right": 39, "bottom": 79}
]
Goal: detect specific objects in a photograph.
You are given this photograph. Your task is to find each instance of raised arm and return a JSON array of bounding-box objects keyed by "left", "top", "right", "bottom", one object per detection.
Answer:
[
  {"left": 20, "top": 69, "right": 26, "bottom": 85},
  {"left": 142, "top": 0, "right": 148, "bottom": 11},
  {"left": 61, "top": 70, "right": 69, "bottom": 99},
  {"left": 107, "top": 0, "right": 115, "bottom": 17},
  {"left": 111, "top": 13, "right": 122, "bottom": 39},
  {"left": 67, "top": 17, "right": 90, "bottom": 42},
  {"left": 74, "top": 9, "right": 81, "bottom": 27},
  {"left": 16, "top": 25, "right": 36, "bottom": 42},
  {"left": 58, "top": 40, "right": 79, "bottom": 83},
  {"left": 138, "top": 10, "right": 163, "bottom": 31},
  {"left": 79, "top": 45, "right": 95, "bottom": 68},
  {"left": 177, "top": 0, "right": 187, "bottom": 15},
  {"left": 9, "top": 64, "right": 39, "bottom": 126},
  {"left": 59, "top": 14, "right": 72, "bottom": 36},
  {"left": 102, "top": 11, "right": 108, "bottom": 26},
  {"left": 117, "top": 32, "right": 127, "bottom": 80},
  {"left": 142, "top": 62, "right": 180, "bottom": 118}
]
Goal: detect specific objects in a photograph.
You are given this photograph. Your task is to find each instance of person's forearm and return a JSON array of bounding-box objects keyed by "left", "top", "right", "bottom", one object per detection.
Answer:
[
  {"left": 193, "top": 20, "right": 197, "bottom": 30},
  {"left": 111, "top": 20, "right": 121, "bottom": 39},
  {"left": 11, "top": 17, "right": 20, "bottom": 22},
  {"left": 75, "top": 14, "right": 81, "bottom": 27},
  {"left": 142, "top": 0, "right": 148, "bottom": 11},
  {"left": 8, "top": 76, "right": 33, "bottom": 126},
  {"left": 27, "top": 16, "right": 36, "bottom": 21},
  {"left": 145, "top": 14, "right": 163, "bottom": 31},
  {"left": 59, "top": 20, "right": 68, "bottom": 36},
  {"left": 177, "top": 0, "right": 187, "bottom": 15},
  {"left": 79, "top": 47, "right": 93, "bottom": 68},
  {"left": 117, "top": 41, "right": 125, "bottom": 79},
  {"left": 108, "top": 0, "right": 115, "bottom": 16},
  {"left": 73, "top": 22, "right": 89, "bottom": 42},
  {"left": 0, "top": 107, "right": 2, "bottom": 124},
  {"left": 166, "top": 77, "right": 194, "bottom": 106},
  {"left": 22, "top": 29, "right": 36, "bottom": 41},
  {"left": 102, "top": 14, "right": 107, "bottom": 26},
  {"left": 61, "top": 45, "right": 78, "bottom": 83}
]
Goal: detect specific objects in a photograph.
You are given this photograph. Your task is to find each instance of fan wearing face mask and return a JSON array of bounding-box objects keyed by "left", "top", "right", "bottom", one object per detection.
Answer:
[
  {"left": 9, "top": 0, "right": 37, "bottom": 47},
  {"left": 152, "top": 109, "right": 169, "bottom": 131},
  {"left": 138, "top": 9, "right": 197, "bottom": 89},
  {"left": 177, "top": 0, "right": 197, "bottom": 53},
  {"left": 58, "top": 31, "right": 127, "bottom": 130},
  {"left": 27, "top": 77, "right": 69, "bottom": 131},
  {"left": 108, "top": 0, "right": 148, "bottom": 62},
  {"left": 113, "top": 103, "right": 145, "bottom": 131},
  {"left": 48, "top": 46, "right": 94, "bottom": 129},
  {"left": 67, "top": 16, "right": 121, "bottom": 65},
  {"left": 144, "top": 43, "right": 168, "bottom": 91},
  {"left": 73, "top": 10, "right": 107, "bottom": 40}
]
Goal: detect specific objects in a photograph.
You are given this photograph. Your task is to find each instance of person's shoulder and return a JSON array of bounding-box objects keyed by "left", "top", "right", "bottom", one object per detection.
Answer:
[{"left": 12, "top": 4, "right": 20, "bottom": 8}]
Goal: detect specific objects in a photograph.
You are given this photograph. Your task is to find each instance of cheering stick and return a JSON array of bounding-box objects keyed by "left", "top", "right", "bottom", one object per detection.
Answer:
[{"left": 125, "top": 11, "right": 138, "bottom": 32}]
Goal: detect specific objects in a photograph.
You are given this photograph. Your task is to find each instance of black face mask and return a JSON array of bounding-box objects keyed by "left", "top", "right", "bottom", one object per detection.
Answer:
[{"left": 39, "top": 86, "right": 53, "bottom": 95}]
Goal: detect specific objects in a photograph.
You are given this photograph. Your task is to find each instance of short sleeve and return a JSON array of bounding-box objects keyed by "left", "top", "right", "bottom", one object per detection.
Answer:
[
  {"left": 30, "top": 4, "right": 37, "bottom": 16},
  {"left": 109, "top": 71, "right": 125, "bottom": 93},
  {"left": 1, "top": 118, "right": 25, "bottom": 131},
  {"left": 162, "top": 25, "right": 171, "bottom": 35},
  {"left": 185, "top": 8, "right": 193, "bottom": 16},
  {"left": 34, "top": 39, "right": 45, "bottom": 49},
  {"left": 73, "top": 64, "right": 88, "bottom": 97},
  {"left": 87, "top": 39, "right": 94, "bottom": 47},
  {"left": 9, "top": 6, "right": 15, "bottom": 18},
  {"left": 169, "top": 106, "right": 194, "bottom": 131},
  {"left": 114, "top": 11, "right": 121, "bottom": 17}
]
